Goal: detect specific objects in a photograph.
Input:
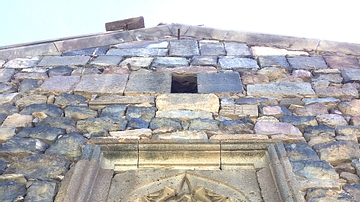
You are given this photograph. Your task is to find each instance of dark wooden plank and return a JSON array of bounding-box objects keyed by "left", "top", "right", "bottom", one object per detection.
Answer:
[{"left": 105, "top": 16, "right": 145, "bottom": 31}]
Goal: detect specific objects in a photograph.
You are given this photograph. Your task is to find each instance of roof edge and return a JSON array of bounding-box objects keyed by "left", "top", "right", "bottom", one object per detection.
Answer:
[{"left": 1, "top": 23, "right": 360, "bottom": 60}]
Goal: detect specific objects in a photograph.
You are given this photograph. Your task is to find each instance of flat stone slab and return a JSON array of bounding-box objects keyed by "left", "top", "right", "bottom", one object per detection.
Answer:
[
  {"left": 106, "top": 48, "right": 167, "bottom": 57},
  {"left": 89, "top": 55, "right": 123, "bottom": 66},
  {"left": 197, "top": 72, "right": 243, "bottom": 93},
  {"left": 39, "top": 76, "right": 80, "bottom": 95},
  {"left": 341, "top": 69, "right": 360, "bottom": 83},
  {"left": 219, "top": 58, "right": 259, "bottom": 70},
  {"left": 258, "top": 56, "right": 290, "bottom": 68},
  {"left": 247, "top": 82, "right": 315, "bottom": 97},
  {"left": 156, "top": 94, "right": 219, "bottom": 113},
  {"left": 0, "top": 69, "right": 15, "bottom": 82},
  {"left": 37, "top": 56, "right": 90, "bottom": 66},
  {"left": 151, "top": 57, "right": 189, "bottom": 68},
  {"left": 4, "top": 57, "right": 40, "bottom": 69},
  {"left": 74, "top": 74, "right": 129, "bottom": 99},
  {"left": 288, "top": 56, "right": 328, "bottom": 70},
  {"left": 89, "top": 95, "right": 154, "bottom": 110},
  {"left": 224, "top": 42, "right": 252, "bottom": 56},
  {"left": 191, "top": 56, "right": 217, "bottom": 66},
  {"left": 199, "top": 40, "right": 225, "bottom": 56},
  {"left": 155, "top": 110, "right": 213, "bottom": 121},
  {"left": 119, "top": 57, "right": 153, "bottom": 69},
  {"left": 169, "top": 40, "right": 200, "bottom": 57},
  {"left": 324, "top": 56, "right": 360, "bottom": 70},
  {"left": 0, "top": 93, "right": 21, "bottom": 105},
  {"left": 125, "top": 72, "right": 171, "bottom": 95}
]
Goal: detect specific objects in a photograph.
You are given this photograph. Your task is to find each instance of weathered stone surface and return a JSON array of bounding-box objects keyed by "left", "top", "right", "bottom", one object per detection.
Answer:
[
  {"left": 247, "top": 82, "right": 315, "bottom": 97},
  {"left": 119, "top": 57, "right": 153, "bottom": 70},
  {"left": 39, "top": 76, "right": 80, "bottom": 94},
  {"left": 0, "top": 180, "right": 26, "bottom": 201},
  {"left": 292, "top": 70, "right": 312, "bottom": 82},
  {"left": 74, "top": 74, "right": 128, "bottom": 99},
  {"left": 18, "top": 79, "right": 42, "bottom": 92},
  {"left": 149, "top": 117, "right": 182, "bottom": 131},
  {"left": 0, "top": 137, "right": 48, "bottom": 160},
  {"left": 156, "top": 94, "right": 219, "bottom": 113},
  {"left": 15, "top": 95, "right": 47, "bottom": 109},
  {"left": 155, "top": 110, "right": 213, "bottom": 121},
  {"left": 256, "top": 116, "right": 279, "bottom": 122},
  {"left": 259, "top": 105, "right": 291, "bottom": 117},
  {"left": 5, "top": 154, "right": 70, "bottom": 181},
  {"left": 350, "top": 116, "right": 360, "bottom": 126},
  {"left": 62, "top": 46, "right": 108, "bottom": 56},
  {"left": 100, "top": 105, "right": 127, "bottom": 118},
  {"left": 219, "top": 57, "right": 259, "bottom": 70},
  {"left": 45, "top": 133, "right": 87, "bottom": 161},
  {"left": 37, "top": 56, "right": 90, "bottom": 66},
  {"left": 4, "top": 57, "right": 40, "bottom": 69},
  {"left": 107, "top": 48, "right": 167, "bottom": 57},
  {"left": 153, "top": 130, "right": 208, "bottom": 140},
  {"left": 224, "top": 42, "right": 252, "bottom": 56},
  {"left": 340, "top": 172, "right": 360, "bottom": 184},
  {"left": 89, "top": 55, "right": 123, "bottom": 66},
  {"left": 169, "top": 40, "right": 199, "bottom": 57},
  {"left": 302, "top": 97, "right": 340, "bottom": 109},
  {"left": 157, "top": 66, "right": 217, "bottom": 75},
  {"left": 48, "top": 66, "right": 73, "bottom": 77},
  {"left": 190, "top": 56, "right": 217, "bottom": 66},
  {"left": 254, "top": 122, "right": 302, "bottom": 136},
  {"left": 54, "top": 93, "right": 88, "bottom": 108},
  {"left": 71, "top": 67, "right": 103, "bottom": 76},
  {"left": 258, "top": 56, "right": 290, "bottom": 68},
  {"left": 291, "top": 160, "right": 339, "bottom": 190},
  {"left": 324, "top": 56, "right": 360, "bottom": 70},
  {"left": 0, "top": 159, "right": 8, "bottom": 175},
  {"left": 315, "top": 86, "right": 359, "bottom": 100},
  {"left": 235, "top": 97, "right": 270, "bottom": 105},
  {"left": 220, "top": 103, "right": 258, "bottom": 118},
  {"left": 0, "top": 105, "right": 17, "bottom": 114},
  {"left": 315, "top": 114, "right": 348, "bottom": 128},
  {"left": 126, "top": 106, "right": 156, "bottom": 122},
  {"left": 199, "top": 40, "right": 225, "bottom": 56},
  {"left": 341, "top": 69, "right": 360, "bottom": 83},
  {"left": 257, "top": 67, "right": 288, "bottom": 81},
  {"left": 334, "top": 163, "right": 356, "bottom": 174},
  {"left": 20, "top": 103, "right": 62, "bottom": 117},
  {"left": 280, "top": 98, "right": 304, "bottom": 107},
  {"left": 312, "top": 73, "right": 343, "bottom": 83},
  {"left": 2, "top": 113, "right": 32, "bottom": 127},
  {"left": 127, "top": 118, "right": 149, "bottom": 129},
  {"left": 0, "top": 93, "right": 20, "bottom": 105},
  {"left": 89, "top": 95, "right": 154, "bottom": 109},
  {"left": 313, "top": 140, "right": 360, "bottom": 165},
  {"left": 0, "top": 127, "right": 16, "bottom": 143},
  {"left": 15, "top": 72, "right": 48, "bottom": 81},
  {"left": 338, "top": 99, "right": 360, "bottom": 116},
  {"left": 280, "top": 116, "right": 318, "bottom": 131},
  {"left": 109, "top": 129, "right": 152, "bottom": 139},
  {"left": 76, "top": 117, "right": 127, "bottom": 135},
  {"left": 17, "top": 126, "right": 65, "bottom": 145},
  {"left": 102, "top": 67, "right": 130, "bottom": 75},
  {"left": 188, "top": 119, "right": 219, "bottom": 131},
  {"left": 151, "top": 57, "right": 189, "bottom": 68},
  {"left": 306, "top": 188, "right": 354, "bottom": 202},
  {"left": 64, "top": 105, "right": 97, "bottom": 120},
  {"left": 219, "top": 118, "right": 254, "bottom": 134},
  {"left": 241, "top": 74, "right": 269, "bottom": 85},
  {"left": 303, "top": 125, "right": 335, "bottom": 141},
  {"left": 0, "top": 83, "right": 15, "bottom": 94},
  {"left": 125, "top": 71, "right": 171, "bottom": 95},
  {"left": 36, "top": 117, "right": 77, "bottom": 133},
  {"left": 288, "top": 56, "right": 328, "bottom": 70},
  {"left": 251, "top": 46, "right": 309, "bottom": 56},
  {"left": 197, "top": 72, "right": 243, "bottom": 93},
  {"left": 293, "top": 103, "right": 328, "bottom": 116},
  {"left": 344, "top": 184, "right": 360, "bottom": 201},
  {"left": 284, "top": 142, "right": 320, "bottom": 161},
  {"left": 0, "top": 69, "right": 15, "bottom": 83},
  {"left": 24, "top": 181, "right": 58, "bottom": 202}
]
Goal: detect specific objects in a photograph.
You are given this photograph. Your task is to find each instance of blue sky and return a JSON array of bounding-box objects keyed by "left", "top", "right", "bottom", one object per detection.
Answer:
[{"left": 0, "top": 0, "right": 358, "bottom": 46}]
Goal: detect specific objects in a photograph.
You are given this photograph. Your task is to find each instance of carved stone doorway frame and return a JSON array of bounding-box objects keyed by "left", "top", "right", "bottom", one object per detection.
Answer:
[{"left": 55, "top": 139, "right": 304, "bottom": 202}]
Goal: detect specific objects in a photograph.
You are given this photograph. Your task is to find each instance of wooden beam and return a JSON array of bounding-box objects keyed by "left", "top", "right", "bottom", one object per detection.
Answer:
[{"left": 105, "top": 16, "right": 145, "bottom": 31}]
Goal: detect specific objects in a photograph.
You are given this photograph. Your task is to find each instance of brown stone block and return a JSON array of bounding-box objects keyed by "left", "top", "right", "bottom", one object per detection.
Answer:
[
  {"left": 89, "top": 95, "right": 154, "bottom": 110},
  {"left": 39, "top": 76, "right": 80, "bottom": 95}
]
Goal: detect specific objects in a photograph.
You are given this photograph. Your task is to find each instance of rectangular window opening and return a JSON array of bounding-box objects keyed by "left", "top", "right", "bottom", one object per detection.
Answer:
[{"left": 171, "top": 73, "right": 198, "bottom": 93}]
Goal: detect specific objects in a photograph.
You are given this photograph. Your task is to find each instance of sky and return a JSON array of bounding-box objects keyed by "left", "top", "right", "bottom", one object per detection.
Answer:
[{"left": 0, "top": 0, "right": 359, "bottom": 46}]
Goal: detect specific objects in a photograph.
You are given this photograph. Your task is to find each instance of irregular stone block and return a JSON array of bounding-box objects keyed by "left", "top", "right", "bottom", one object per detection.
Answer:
[
  {"left": 235, "top": 97, "right": 270, "bottom": 105},
  {"left": 24, "top": 181, "right": 58, "bottom": 202},
  {"left": 156, "top": 94, "right": 219, "bottom": 113},
  {"left": 0, "top": 137, "right": 48, "bottom": 160},
  {"left": 189, "top": 119, "right": 219, "bottom": 131},
  {"left": 0, "top": 127, "right": 16, "bottom": 143},
  {"left": 169, "top": 40, "right": 199, "bottom": 57},
  {"left": 199, "top": 40, "right": 225, "bottom": 56},
  {"left": 338, "top": 99, "right": 360, "bottom": 116},
  {"left": 324, "top": 56, "right": 360, "bottom": 70},
  {"left": 259, "top": 105, "right": 291, "bottom": 118},
  {"left": 18, "top": 79, "right": 42, "bottom": 92},
  {"left": 224, "top": 42, "right": 252, "bottom": 56},
  {"left": 315, "top": 114, "right": 348, "bottom": 128},
  {"left": 17, "top": 126, "right": 65, "bottom": 145},
  {"left": 219, "top": 57, "right": 259, "bottom": 70},
  {"left": 247, "top": 82, "right": 315, "bottom": 97},
  {"left": 126, "top": 106, "right": 156, "bottom": 122},
  {"left": 197, "top": 72, "right": 243, "bottom": 93},
  {"left": 119, "top": 57, "right": 153, "bottom": 70},
  {"left": 312, "top": 73, "right": 343, "bottom": 83},
  {"left": 71, "top": 67, "right": 103, "bottom": 76},
  {"left": 48, "top": 66, "right": 73, "bottom": 77},
  {"left": 258, "top": 56, "right": 290, "bottom": 68},
  {"left": 37, "top": 56, "right": 90, "bottom": 66},
  {"left": 315, "top": 86, "right": 359, "bottom": 100},
  {"left": 219, "top": 118, "right": 254, "bottom": 134},
  {"left": 89, "top": 95, "right": 154, "bottom": 110},
  {"left": 125, "top": 72, "right": 171, "bottom": 95},
  {"left": 336, "top": 126, "right": 360, "bottom": 141},
  {"left": 284, "top": 142, "right": 320, "bottom": 161},
  {"left": 313, "top": 140, "right": 360, "bottom": 165},
  {"left": 89, "top": 55, "right": 123, "bottom": 66},
  {"left": 151, "top": 57, "right": 189, "bottom": 68},
  {"left": 220, "top": 104, "right": 258, "bottom": 118},
  {"left": 0, "top": 69, "right": 15, "bottom": 83},
  {"left": 64, "top": 105, "right": 97, "bottom": 120},
  {"left": 62, "top": 46, "right": 109, "bottom": 56},
  {"left": 302, "top": 97, "right": 340, "bottom": 109},
  {"left": 0, "top": 84, "right": 15, "bottom": 93},
  {"left": 2, "top": 113, "right": 32, "bottom": 127},
  {"left": 0, "top": 93, "right": 20, "bottom": 105},
  {"left": 100, "top": 105, "right": 127, "bottom": 118},
  {"left": 280, "top": 116, "right": 318, "bottom": 132},
  {"left": 344, "top": 184, "right": 360, "bottom": 202},
  {"left": 39, "top": 76, "right": 80, "bottom": 95},
  {"left": 342, "top": 69, "right": 360, "bottom": 83},
  {"left": 45, "top": 133, "right": 87, "bottom": 161},
  {"left": 20, "top": 103, "right": 63, "bottom": 117},
  {"left": 149, "top": 117, "right": 182, "bottom": 131},
  {"left": 15, "top": 95, "right": 47, "bottom": 109},
  {"left": 36, "top": 117, "right": 77, "bottom": 133},
  {"left": 340, "top": 172, "right": 360, "bottom": 184},
  {"left": 293, "top": 103, "right": 328, "bottom": 116},
  {"left": 127, "top": 118, "right": 149, "bottom": 129},
  {"left": 288, "top": 56, "right": 328, "bottom": 70},
  {"left": 155, "top": 110, "right": 213, "bottom": 121},
  {"left": 4, "top": 57, "right": 40, "bottom": 69},
  {"left": 254, "top": 122, "right": 302, "bottom": 136},
  {"left": 76, "top": 117, "right": 127, "bottom": 135},
  {"left": 241, "top": 74, "right": 270, "bottom": 85},
  {"left": 0, "top": 181, "right": 26, "bottom": 201},
  {"left": 74, "top": 74, "right": 128, "bottom": 99},
  {"left": 54, "top": 93, "right": 88, "bottom": 108},
  {"left": 191, "top": 56, "right": 217, "bottom": 66},
  {"left": 107, "top": 48, "right": 167, "bottom": 57}
]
